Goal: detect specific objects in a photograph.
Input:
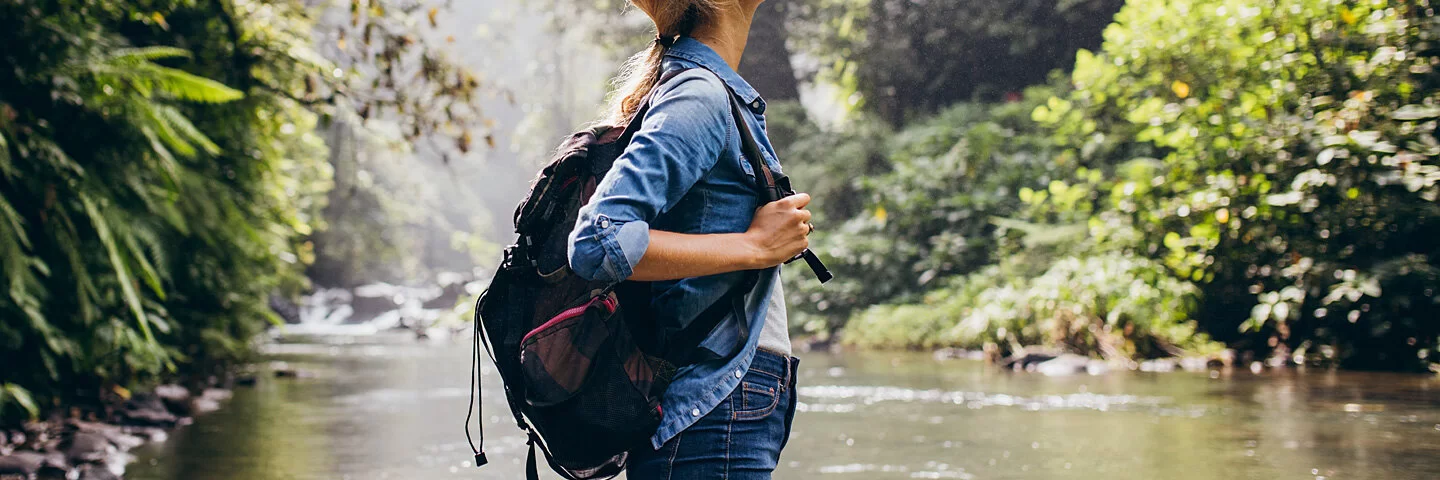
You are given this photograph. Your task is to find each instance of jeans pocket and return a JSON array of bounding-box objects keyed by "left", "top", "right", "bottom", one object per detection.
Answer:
[{"left": 733, "top": 380, "right": 780, "bottom": 420}]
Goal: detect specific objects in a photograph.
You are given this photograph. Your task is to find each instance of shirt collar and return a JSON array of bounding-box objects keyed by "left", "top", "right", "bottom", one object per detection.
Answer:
[{"left": 664, "top": 36, "right": 766, "bottom": 113}]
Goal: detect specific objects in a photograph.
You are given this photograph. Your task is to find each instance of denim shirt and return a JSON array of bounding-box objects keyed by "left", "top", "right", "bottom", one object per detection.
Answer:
[{"left": 566, "top": 37, "right": 784, "bottom": 449}]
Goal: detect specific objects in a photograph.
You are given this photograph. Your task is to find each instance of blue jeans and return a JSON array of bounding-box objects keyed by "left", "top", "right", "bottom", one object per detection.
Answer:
[{"left": 627, "top": 349, "right": 799, "bottom": 479}]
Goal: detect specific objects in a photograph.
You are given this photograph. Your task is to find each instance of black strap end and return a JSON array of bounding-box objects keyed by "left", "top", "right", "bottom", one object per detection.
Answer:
[{"left": 474, "top": 452, "right": 488, "bottom": 467}]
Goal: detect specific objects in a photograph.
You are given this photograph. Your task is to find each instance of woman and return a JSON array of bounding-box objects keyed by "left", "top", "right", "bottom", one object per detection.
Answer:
[{"left": 566, "top": 0, "right": 811, "bottom": 478}]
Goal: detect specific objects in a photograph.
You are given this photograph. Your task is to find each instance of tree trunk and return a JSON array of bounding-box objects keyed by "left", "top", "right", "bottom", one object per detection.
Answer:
[{"left": 739, "top": 0, "right": 800, "bottom": 102}]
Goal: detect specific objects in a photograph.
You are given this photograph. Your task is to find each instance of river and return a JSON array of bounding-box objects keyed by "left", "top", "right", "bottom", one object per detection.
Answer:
[{"left": 124, "top": 332, "right": 1440, "bottom": 479}]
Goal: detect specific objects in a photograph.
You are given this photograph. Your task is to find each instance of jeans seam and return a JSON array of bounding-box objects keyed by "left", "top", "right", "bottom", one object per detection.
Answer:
[
  {"left": 663, "top": 431, "right": 681, "bottom": 480},
  {"left": 724, "top": 393, "right": 734, "bottom": 480}
]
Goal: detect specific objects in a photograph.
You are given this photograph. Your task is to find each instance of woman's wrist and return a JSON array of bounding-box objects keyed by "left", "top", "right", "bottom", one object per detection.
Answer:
[{"left": 735, "top": 231, "right": 769, "bottom": 270}]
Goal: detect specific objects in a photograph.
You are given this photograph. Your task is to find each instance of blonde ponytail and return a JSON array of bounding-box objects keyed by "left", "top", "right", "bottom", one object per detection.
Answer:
[{"left": 603, "top": 0, "right": 725, "bottom": 125}]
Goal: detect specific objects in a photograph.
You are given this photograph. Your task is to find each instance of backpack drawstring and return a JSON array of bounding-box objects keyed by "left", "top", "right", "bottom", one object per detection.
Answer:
[{"left": 465, "top": 292, "right": 488, "bottom": 467}]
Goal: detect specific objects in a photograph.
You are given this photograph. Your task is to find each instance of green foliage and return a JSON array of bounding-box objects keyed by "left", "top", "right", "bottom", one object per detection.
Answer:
[
  {"left": 781, "top": 87, "right": 1071, "bottom": 336},
  {"left": 1036, "top": 0, "right": 1440, "bottom": 370},
  {"left": 798, "top": 0, "right": 1440, "bottom": 371},
  {"left": 0, "top": 0, "right": 331, "bottom": 420},
  {"left": 791, "top": 0, "right": 1124, "bottom": 124},
  {"left": 0, "top": 0, "right": 492, "bottom": 421},
  {"left": 844, "top": 253, "right": 1218, "bottom": 358}
]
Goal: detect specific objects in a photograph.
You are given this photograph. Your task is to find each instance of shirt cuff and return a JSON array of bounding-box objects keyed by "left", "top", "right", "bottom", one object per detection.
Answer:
[{"left": 568, "top": 213, "right": 650, "bottom": 283}]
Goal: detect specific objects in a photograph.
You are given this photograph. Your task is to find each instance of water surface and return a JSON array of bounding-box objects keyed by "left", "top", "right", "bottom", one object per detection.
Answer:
[{"left": 126, "top": 333, "right": 1440, "bottom": 479}]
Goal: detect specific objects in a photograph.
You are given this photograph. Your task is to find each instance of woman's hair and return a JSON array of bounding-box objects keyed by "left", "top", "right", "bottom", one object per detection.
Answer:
[{"left": 604, "top": 0, "right": 726, "bottom": 125}]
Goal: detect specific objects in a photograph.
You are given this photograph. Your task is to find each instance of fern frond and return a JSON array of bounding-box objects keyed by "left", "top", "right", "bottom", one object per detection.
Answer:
[
  {"left": 157, "top": 105, "right": 221, "bottom": 155},
  {"left": 114, "top": 217, "right": 166, "bottom": 299},
  {"left": 139, "top": 126, "right": 181, "bottom": 189},
  {"left": 138, "top": 103, "right": 196, "bottom": 157},
  {"left": 30, "top": 136, "right": 84, "bottom": 176},
  {"left": 87, "top": 58, "right": 244, "bottom": 103},
  {"left": 0, "top": 131, "right": 14, "bottom": 180},
  {"left": 131, "top": 63, "right": 243, "bottom": 103},
  {"left": 109, "top": 46, "right": 192, "bottom": 63},
  {"left": 80, "top": 194, "right": 154, "bottom": 343},
  {"left": 0, "top": 384, "right": 38, "bottom": 418}
]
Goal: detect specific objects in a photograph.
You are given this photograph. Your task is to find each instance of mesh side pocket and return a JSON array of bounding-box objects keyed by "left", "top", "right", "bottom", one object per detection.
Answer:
[
  {"left": 531, "top": 326, "right": 661, "bottom": 473},
  {"left": 520, "top": 295, "right": 617, "bottom": 406}
]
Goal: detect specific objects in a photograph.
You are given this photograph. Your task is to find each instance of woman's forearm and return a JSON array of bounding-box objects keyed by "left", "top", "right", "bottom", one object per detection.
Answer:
[{"left": 628, "top": 230, "right": 764, "bottom": 281}]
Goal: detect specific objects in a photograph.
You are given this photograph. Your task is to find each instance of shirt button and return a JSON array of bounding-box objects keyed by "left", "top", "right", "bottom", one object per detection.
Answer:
[
  {"left": 750, "top": 99, "right": 762, "bottom": 110},
  {"left": 734, "top": 369, "right": 743, "bottom": 379},
  {"left": 690, "top": 408, "right": 701, "bottom": 417},
  {"left": 597, "top": 216, "right": 611, "bottom": 228}
]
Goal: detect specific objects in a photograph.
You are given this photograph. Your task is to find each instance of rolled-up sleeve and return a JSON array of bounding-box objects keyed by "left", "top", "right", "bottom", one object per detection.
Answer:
[{"left": 567, "top": 70, "right": 732, "bottom": 283}]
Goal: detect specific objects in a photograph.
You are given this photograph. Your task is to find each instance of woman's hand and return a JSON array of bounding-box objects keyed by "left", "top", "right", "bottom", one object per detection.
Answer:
[
  {"left": 743, "top": 193, "right": 812, "bottom": 268},
  {"left": 625, "top": 193, "right": 812, "bottom": 281}
]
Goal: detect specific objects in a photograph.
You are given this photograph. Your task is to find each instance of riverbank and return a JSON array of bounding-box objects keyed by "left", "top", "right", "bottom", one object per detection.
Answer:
[{"left": 0, "top": 384, "right": 237, "bottom": 479}]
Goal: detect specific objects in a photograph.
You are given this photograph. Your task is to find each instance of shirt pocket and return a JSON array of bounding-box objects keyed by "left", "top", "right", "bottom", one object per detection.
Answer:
[{"left": 735, "top": 150, "right": 757, "bottom": 180}]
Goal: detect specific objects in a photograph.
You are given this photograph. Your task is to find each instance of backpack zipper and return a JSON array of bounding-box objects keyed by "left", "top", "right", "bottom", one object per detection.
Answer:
[{"left": 520, "top": 295, "right": 618, "bottom": 345}]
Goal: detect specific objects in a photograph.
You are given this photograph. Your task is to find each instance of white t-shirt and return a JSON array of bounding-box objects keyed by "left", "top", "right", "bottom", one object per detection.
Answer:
[{"left": 756, "top": 276, "right": 791, "bottom": 355}]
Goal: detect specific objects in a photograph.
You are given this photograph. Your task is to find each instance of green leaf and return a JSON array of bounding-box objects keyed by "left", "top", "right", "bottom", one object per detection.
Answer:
[
  {"left": 80, "top": 194, "right": 154, "bottom": 343},
  {"left": 2, "top": 383, "right": 38, "bottom": 418},
  {"left": 0, "top": 131, "right": 13, "bottom": 179},
  {"left": 121, "top": 228, "right": 165, "bottom": 300},
  {"left": 133, "top": 63, "right": 243, "bottom": 103},
  {"left": 109, "top": 46, "right": 193, "bottom": 63},
  {"left": 87, "top": 50, "right": 244, "bottom": 104},
  {"left": 157, "top": 105, "right": 222, "bottom": 155}
]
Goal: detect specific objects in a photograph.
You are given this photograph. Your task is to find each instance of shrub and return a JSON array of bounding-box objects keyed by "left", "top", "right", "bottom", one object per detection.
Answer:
[
  {"left": 843, "top": 253, "right": 1219, "bottom": 358},
  {"left": 1035, "top": 0, "right": 1440, "bottom": 369},
  {"left": 780, "top": 87, "right": 1072, "bottom": 337}
]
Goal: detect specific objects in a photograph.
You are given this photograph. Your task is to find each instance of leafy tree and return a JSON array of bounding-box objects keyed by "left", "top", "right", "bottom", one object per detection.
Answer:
[
  {"left": 1034, "top": 0, "right": 1440, "bottom": 369},
  {"left": 779, "top": 87, "right": 1070, "bottom": 336},
  {"left": 0, "top": 0, "right": 491, "bottom": 421},
  {"left": 792, "top": 0, "right": 1124, "bottom": 124}
]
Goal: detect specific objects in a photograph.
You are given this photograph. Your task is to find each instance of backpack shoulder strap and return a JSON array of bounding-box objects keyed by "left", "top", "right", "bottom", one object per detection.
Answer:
[
  {"left": 612, "top": 67, "right": 694, "bottom": 143},
  {"left": 725, "top": 93, "right": 784, "bottom": 202}
]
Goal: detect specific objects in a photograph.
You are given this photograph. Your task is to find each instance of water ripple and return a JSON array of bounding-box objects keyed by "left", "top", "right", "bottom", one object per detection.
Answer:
[{"left": 797, "top": 385, "right": 1203, "bottom": 415}]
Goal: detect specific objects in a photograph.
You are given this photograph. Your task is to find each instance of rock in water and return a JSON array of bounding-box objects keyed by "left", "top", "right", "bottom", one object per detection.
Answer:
[
  {"left": 66, "top": 420, "right": 138, "bottom": 450},
  {"left": 0, "top": 451, "right": 45, "bottom": 475},
  {"left": 77, "top": 463, "right": 123, "bottom": 480},
  {"left": 119, "top": 407, "right": 178, "bottom": 428},
  {"left": 154, "top": 384, "right": 193, "bottom": 415},
  {"left": 1001, "top": 350, "right": 1060, "bottom": 371},
  {"left": 1035, "top": 354, "right": 1091, "bottom": 376},
  {"left": 123, "top": 393, "right": 168, "bottom": 416},
  {"left": 1085, "top": 360, "right": 1112, "bottom": 376},
  {"left": 1140, "top": 359, "right": 1177, "bottom": 373},
  {"left": 63, "top": 431, "right": 114, "bottom": 464}
]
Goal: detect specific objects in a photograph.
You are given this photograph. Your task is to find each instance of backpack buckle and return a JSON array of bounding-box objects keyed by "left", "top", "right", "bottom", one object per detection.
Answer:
[{"left": 502, "top": 244, "right": 522, "bottom": 270}]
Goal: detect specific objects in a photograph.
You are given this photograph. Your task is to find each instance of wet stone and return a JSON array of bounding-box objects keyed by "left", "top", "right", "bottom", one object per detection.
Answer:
[
  {"left": 1035, "top": 354, "right": 1091, "bottom": 376},
  {"left": 119, "top": 407, "right": 179, "bottom": 428},
  {"left": 77, "top": 464, "right": 122, "bottom": 480},
  {"left": 0, "top": 451, "right": 45, "bottom": 474},
  {"left": 154, "top": 384, "right": 192, "bottom": 415},
  {"left": 63, "top": 431, "right": 114, "bottom": 464}
]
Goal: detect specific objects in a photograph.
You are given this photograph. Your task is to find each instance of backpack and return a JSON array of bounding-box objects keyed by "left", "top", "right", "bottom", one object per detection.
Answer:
[{"left": 464, "top": 68, "right": 831, "bottom": 480}]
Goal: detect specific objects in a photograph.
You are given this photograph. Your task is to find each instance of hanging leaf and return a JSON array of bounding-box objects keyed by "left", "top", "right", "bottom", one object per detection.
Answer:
[
  {"left": 1, "top": 384, "right": 38, "bottom": 418},
  {"left": 81, "top": 194, "right": 154, "bottom": 343}
]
